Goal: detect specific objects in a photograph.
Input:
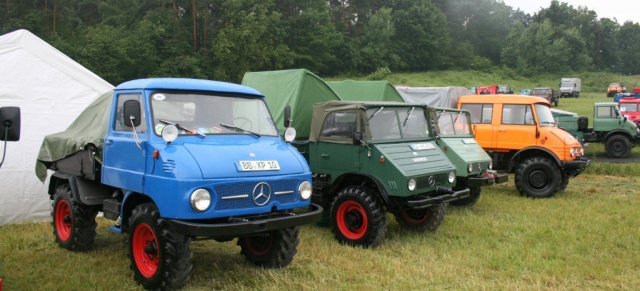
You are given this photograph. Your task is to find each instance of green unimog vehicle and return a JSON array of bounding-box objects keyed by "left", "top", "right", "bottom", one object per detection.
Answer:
[
  {"left": 243, "top": 70, "right": 469, "bottom": 248},
  {"left": 433, "top": 107, "right": 508, "bottom": 205},
  {"left": 331, "top": 83, "right": 507, "bottom": 206}
]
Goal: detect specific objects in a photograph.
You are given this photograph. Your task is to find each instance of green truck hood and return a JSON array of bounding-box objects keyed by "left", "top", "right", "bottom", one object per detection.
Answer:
[{"left": 374, "top": 141, "right": 455, "bottom": 177}]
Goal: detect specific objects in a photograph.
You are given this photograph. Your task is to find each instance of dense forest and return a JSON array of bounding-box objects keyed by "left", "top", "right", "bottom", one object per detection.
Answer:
[{"left": 2, "top": 0, "right": 639, "bottom": 85}]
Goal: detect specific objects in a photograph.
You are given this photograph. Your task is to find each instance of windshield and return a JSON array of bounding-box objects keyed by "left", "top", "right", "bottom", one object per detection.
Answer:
[
  {"left": 150, "top": 92, "right": 278, "bottom": 136},
  {"left": 610, "top": 84, "right": 621, "bottom": 88},
  {"left": 561, "top": 82, "right": 572, "bottom": 87},
  {"left": 535, "top": 104, "right": 555, "bottom": 127},
  {"left": 436, "top": 110, "right": 472, "bottom": 136},
  {"left": 366, "top": 107, "right": 429, "bottom": 141},
  {"left": 620, "top": 103, "right": 639, "bottom": 113},
  {"left": 532, "top": 89, "right": 549, "bottom": 95}
]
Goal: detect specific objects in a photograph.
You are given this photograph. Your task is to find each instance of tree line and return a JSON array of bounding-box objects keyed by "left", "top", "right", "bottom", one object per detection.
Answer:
[{"left": 2, "top": 0, "right": 639, "bottom": 85}]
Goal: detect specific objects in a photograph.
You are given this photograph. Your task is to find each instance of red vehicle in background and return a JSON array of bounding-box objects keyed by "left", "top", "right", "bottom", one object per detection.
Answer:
[
  {"left": 476, "top": 85, "right": 497, "bottom": 94},
  {"left": 618, "top": 97, "right": 640, "bottom": 125}
]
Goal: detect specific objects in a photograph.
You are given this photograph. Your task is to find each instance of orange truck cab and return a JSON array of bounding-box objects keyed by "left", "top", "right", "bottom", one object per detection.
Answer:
[
  {"left": 607, "top": 83, "right": 626, "bottom": 97},
  {"left": 458, "top": 95, "right": 589, "bottom": 198}
]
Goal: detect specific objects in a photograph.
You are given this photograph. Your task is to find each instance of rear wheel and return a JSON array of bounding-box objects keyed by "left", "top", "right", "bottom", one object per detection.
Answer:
[
  {"left": 605, "top": 135, "right": 631, "bottom": 158},
  {"left": 51, "top": 184, "right": 98, "bottom": 251},
  {"left": 514, "top": 157, "right": 561, "bottom": 198},
  {"left": 238, "top": 227, "right": 299, "bottom": 268},
  {"left": 128, "top": 203, "right": 192, "bottom": 290},
  {"left": 393, "top": 203, "right": 447, "bottom": 232},
  {"left": 331, "top": 186, "right": 387, "bottom": 248},
  {"left": 450, "top": 186, "right": 481, "bottom": 206}
]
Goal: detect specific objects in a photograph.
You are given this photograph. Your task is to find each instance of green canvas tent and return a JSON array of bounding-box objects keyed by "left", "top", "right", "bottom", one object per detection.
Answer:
[
  {"left": 326, "top": 80, "right": 403, "bottom": 102},
  {"left": 241, "top": 69, "right": 341, "bottom": 139}
]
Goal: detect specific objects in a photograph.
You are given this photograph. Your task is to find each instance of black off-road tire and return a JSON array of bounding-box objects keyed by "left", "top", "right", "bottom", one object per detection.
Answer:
[
  {"left": 393, "top": 203, "right": 447, "bottom": 232},
  {"left": 238, "top": 227, "right": 300, "bottom": 268},
  {"left": 514, "top": 157, "right": 561, "bottom": 198},
  {"left": 450, "top": 186, "right": 482, "bottom": 207},
  {"left": 605, "top": 135, "right": 632, "bottom": 158},
  {"left": 128, "top": 203, "right": 192, "bottom": 291},
  {"left": 51, "top": 184, "right": 98, "bottom": 252},
  {"left": 330, "top": 186, "right": 387, "bottom": 248}
]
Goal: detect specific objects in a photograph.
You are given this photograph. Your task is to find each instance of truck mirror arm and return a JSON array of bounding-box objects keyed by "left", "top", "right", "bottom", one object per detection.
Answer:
[{"left": 130, "top": 116, "right": 142, "bottom": 150}]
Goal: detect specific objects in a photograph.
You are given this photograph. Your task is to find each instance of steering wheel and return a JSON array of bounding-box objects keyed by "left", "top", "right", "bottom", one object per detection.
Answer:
[{"left": 232, "top": 117, "right": 253, "bottom": 130}]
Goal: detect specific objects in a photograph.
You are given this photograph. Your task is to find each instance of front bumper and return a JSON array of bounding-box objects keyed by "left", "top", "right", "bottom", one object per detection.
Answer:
[
  {"left": 405, "top": 187, "right": 470, "bottom": 209},
  {"left": 167, "top": 203, "right": 323, "bottom": 238},
  {"left": 467, "top": 170, "right": 509, "bottom": 187},
  {"left": 560, "top": 156, "right": 590, "bottom": 177}
]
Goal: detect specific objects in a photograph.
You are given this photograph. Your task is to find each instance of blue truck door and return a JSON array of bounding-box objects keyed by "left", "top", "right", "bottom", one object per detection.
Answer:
[{"left": 102, "top": 93, "right": 148, "bottom": 193}]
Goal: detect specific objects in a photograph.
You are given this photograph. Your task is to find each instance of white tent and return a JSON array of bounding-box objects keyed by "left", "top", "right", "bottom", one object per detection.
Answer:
[
  {"left": 395, "top": 86, "right": 474, "bottom": 109},
  {"left": 0, "top": 29, "right": 113, "bottom": 225}
]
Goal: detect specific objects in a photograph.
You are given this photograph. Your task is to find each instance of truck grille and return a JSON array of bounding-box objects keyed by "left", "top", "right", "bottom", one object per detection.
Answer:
[
  {"left": 415, "top": 173, "right": 446, "bottom": 189},
  {"left": 214, "top": 180, "right": 299, "bottom": 210}
]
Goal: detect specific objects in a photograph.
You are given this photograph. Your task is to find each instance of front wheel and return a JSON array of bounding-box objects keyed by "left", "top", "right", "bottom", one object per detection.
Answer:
[
  {"left": 331, "top": 186, "right": 387, "bottom": 248},
  {"left": 450, "top": 186, "right": 482, "bottom": 206},
  {"left": 393, "top": 203, "right": 447, "bottom": 232},
  {"left": 514, "top": 157, "right": 561, "bottom": 198},
  {"left": 128, "top": 203, "right": 192, "bottom": 290},
  {"left": 51, "top": 184, "right": 98, "bottom": 251},
  {"left": 238, "top": 227, "right": 300, "bottom": 268},
  {"left": 605, "top": 135, "right": 631, "bottom": 158}
]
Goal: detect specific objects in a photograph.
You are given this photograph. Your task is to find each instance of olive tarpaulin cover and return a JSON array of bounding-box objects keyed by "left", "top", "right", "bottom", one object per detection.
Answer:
[
  {"left": 326, "top": 80, "right": 404, "bottom": 102},
  {"left": 241, "top": 69, "right": 341, "bottom": 140},
  {"left": 35, "top": 90, "right": 113, "bottom": 182}
]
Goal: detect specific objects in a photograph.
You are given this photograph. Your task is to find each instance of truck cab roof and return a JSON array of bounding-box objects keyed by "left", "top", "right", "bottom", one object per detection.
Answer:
[{"left": 116, "top": 78, "right": 264, "bottom": 97}]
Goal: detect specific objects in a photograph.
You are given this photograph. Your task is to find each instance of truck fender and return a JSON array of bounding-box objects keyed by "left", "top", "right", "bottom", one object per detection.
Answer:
[
  {"left": 120, "top": 191, "right": 154, "bottom": 232},
  {"left": 48, "top": 172, "right": 110, "bottom": 206},
  {"left": 508, "top": 147, "right": 561, "bottom": 172},
  {"left": 603, "top": 130, "right": 634, "bottom": 142},
  {"left": 331, "top": 172, "right": 390, "bottom": 205}
]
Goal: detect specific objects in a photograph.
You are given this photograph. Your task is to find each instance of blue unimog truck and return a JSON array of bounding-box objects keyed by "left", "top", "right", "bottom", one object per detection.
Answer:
[{"left": 36, "top": 78, "right": 322, "bottom": 290}]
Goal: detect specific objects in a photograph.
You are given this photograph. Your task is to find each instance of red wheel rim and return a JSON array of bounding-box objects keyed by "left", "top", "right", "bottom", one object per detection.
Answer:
[
  {"left": 401, "top": 209, "right": 429, "bottom": 224},
  {"left": 55, "top": 199, "right": 72, "bottom": 241},
  {"left": 132, "top": 223, "right": 159, "bottom": 278},
  {"left": 244, "top": 232, "right": 274, "bottom": 256},
  {"left": 336, "top": 201, "right": 368, "bottom": 240}
]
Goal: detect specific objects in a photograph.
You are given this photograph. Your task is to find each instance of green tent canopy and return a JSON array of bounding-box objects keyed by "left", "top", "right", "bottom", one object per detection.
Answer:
[
  {"left": 241, "top": 69, "right": 341, "bottom": 139},
  {"left": 326, "top": 80, "right": 403, "bottom": 102}
]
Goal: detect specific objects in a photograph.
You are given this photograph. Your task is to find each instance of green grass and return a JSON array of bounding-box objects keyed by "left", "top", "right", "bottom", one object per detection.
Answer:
[{"left": 1, "top": 172, "right": 640, "bottom": 290}]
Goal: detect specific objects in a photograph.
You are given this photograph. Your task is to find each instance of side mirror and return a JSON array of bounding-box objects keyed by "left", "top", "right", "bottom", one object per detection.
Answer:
[
  {"left": 0, "top": 107, "right": 21, "bottom": 141},
  {"left": 353, "top": 132, "right": 363, "bottom": 145},
  {"left": 284, "top": 105, "right": 292, "bottom": 128},
  {"left": 123, "top": 100, "right": 141, "bottom": 127}
]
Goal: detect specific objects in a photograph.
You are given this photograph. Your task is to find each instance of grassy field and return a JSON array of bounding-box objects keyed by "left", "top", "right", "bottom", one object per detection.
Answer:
[
  {"left": 2, "top": 71, "right": 639, "bottom": 290},
  {"left": 1, "top": 172, "right": 639, "bottom": 290}
]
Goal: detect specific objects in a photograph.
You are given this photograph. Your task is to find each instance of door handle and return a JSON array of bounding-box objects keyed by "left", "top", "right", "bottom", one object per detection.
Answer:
[
  {"left": 321, "top": 153, "right": 329, "bottom": 158},
  {"left": 105, "top": 139, "right": 112, "bottom": 145},
  {"left": 498, "top": 129, "right": 507, "bottom": 132}
]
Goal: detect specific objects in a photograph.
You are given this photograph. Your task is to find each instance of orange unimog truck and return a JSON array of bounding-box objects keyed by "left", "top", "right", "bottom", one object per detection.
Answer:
[
  {"left": 607, "top": 83, "right": 626, "bottom": 97},
  {"left": 457, "top": 95, "right": 589, "bottom": 198}
]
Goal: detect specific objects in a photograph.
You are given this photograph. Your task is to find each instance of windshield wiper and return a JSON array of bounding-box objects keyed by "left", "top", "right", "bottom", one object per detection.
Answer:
[
  {"left": 403, "top": 107, "right": 415, "bottom": 127},
  {"left": 368, "top": 107, "right": 384, "bottom": 119},
  {"left": 219, "top": 123, "right": 261, "bottom": 137},
  {"left": 540, "top": 121, "right": 556, "bottom": 125},
  {"left": 160, "top": 119, "right": 205, "bottom": 137}
]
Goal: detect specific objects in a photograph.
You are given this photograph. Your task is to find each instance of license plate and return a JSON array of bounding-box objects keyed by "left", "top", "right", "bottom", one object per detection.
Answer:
[
  {"left": 410, "top": 143, "right": 435, "bottom": 150},
  {"left": 236, "top": 160, "right": 280, "bottom": 171}
]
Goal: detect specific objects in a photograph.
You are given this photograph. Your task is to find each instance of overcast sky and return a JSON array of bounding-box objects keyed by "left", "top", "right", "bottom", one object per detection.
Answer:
[{"left": 501, "top": 0, "right": 640, "bottom": 24}]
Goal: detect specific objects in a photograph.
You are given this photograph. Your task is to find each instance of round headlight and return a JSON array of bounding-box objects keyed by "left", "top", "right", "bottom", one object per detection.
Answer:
[
  {"left": 448, "top": 172, "right": 456, "bottom": 184},
  {"left": 190, "top": 189, "right": 211, "bottom": 212},
  {"left": 570, "top": 148, "right": 575, "bottom": 157},
  {"left": 580, "top": 148, "right": 585, "bottom": 155},
  {"left": 298, "top": 181, "right": 312, "bottom": 200},
  {"left": 162, "top": 124, "right": 179, "bottom": 143},
  {"left": 284, "top": 127, "right": 297, "bottom": 142},
  {"left": 467, "top": 163, "right": 473, "bottom": 173},
  {"left": 408, "top": 178, "right": 416, "bottom": 191}
]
